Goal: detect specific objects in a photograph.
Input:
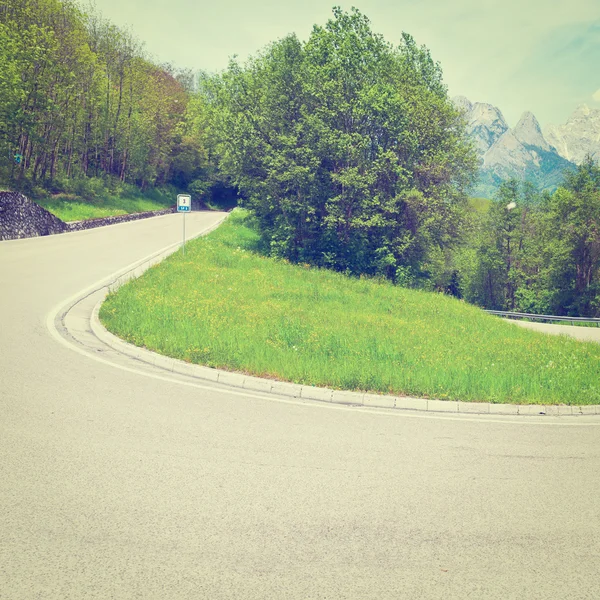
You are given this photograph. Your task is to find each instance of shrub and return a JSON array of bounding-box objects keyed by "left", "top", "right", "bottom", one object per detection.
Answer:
[{"left": 73, "top": 177, "right": 106, "bottom": 200}]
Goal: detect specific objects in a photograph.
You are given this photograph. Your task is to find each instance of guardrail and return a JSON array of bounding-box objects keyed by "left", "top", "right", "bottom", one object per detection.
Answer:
[{"left": 484, "top": 310, "right": 600, "bottom": 326}]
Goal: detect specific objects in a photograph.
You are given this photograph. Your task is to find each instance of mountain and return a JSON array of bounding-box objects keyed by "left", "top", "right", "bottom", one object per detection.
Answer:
[
  {"left": 512, "top": 111, "right": 552, "bottom": 151},
  {"left": 454, "top": 96, "right": 509, "bottom": 157},
  {"left": 479, "top": 131, "right": 575, "bottom": 198},
  {"left": 455, "top": 97, "right": 577, "bottom": 198},
  {"left": 544, "top": 104, "right": 600, "bottom": 164}
]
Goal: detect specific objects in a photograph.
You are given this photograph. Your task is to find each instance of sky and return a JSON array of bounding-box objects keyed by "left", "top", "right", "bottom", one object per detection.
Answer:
[{"left": 89, "top": 0, "right": 600, "bottom": 128}]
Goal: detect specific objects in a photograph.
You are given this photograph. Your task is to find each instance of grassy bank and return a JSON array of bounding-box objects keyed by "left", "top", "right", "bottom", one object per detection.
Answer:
[
  {"left": 100, "top": 210, "right": 600, "bottom": 405},
  {"left": 36, "top": 192, "right": 173, "bottom": 222}
]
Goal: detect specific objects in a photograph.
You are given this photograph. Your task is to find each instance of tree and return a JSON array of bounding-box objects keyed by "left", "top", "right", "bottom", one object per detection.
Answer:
[
  {"left": 0, "top": 0, "right": 191, "bottom": 191},
  {"left": 543, "top": 157, "right": 600, "bottom": 316},
  {"left": 207, "top": 7, "right": 477, "bottom": 280},
  {"left": 462, "top": 180, "right": 547, "bottom": 311}
]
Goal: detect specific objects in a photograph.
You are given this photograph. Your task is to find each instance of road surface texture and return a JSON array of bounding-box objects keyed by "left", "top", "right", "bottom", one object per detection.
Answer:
[
  {"left": 1, "top": 212, "right": 600, "bottom": 600},
  {"left": 511, "top": 319, "right": 600, "bottom": 343}
]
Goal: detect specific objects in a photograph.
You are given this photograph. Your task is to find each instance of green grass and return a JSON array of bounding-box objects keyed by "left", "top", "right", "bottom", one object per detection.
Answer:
[
  {"left": 99, "top": 209, "right": 600, "bottom": 405},
  {"left": 36, "top": 193, "right": 173, "bottom": 222}
]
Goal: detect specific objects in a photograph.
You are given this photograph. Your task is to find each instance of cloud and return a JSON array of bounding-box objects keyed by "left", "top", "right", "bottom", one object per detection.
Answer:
[{"left": 594, "top": 89, "right": 600, "bottom": 101}]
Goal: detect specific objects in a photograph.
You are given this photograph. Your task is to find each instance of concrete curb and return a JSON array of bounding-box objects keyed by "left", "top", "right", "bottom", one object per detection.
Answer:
[
  {"left": 66, "top": 213, "right": 600, "bottom": 418},
  {"left": 89, "top": 308, "right": 600, "bottom": 416}
]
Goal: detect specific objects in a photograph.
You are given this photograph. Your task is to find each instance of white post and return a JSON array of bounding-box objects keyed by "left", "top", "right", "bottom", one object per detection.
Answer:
[{"left": 177, "top": 193, "right": 191, "bottom": 256}]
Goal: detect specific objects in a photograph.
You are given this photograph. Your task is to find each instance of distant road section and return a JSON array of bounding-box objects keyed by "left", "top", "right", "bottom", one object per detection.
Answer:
[{"left": 510, "top": 319, "right": 600, "bottom": 343}]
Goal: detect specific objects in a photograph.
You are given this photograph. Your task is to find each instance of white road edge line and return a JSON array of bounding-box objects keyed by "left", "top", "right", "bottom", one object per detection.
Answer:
[{"left": 44, "top": 216, "right": 600, "bottom": 427}]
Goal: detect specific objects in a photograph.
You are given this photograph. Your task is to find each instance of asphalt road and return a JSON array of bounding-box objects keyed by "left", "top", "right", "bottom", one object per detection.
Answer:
[
  {"left": 1, "top": 212, "right": 600, "bottom": 600},
  {"left": 512, "top": 319, "right": 600, "bottom": 343}
]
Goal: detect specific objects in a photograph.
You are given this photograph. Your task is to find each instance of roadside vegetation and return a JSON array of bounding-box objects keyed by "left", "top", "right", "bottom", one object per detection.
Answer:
[
  {"left": 35, "top": 187, "right": 175, "bottom": 222},
  {"left": 6, "top": 2, "right": 600, "bottom": 402},
  {"left": 455, "top": 168, "right": 600, "bottom": 318},
  {"left": 100, "top": 211, "right": 600, "bottom": 406},
  {"left": 4, "top": 1, "right": 600, "bottom": 318},
  {"left": 468, "top": 197, "right": 492, "bottom": 213},
  {"left": 0, "top": 0, "right": 235, "bottom": 214}
]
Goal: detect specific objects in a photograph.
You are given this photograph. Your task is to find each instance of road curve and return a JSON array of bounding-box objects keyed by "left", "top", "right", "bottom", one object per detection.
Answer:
[
  {"left": 511, "top": 318, "right": 600, "bottom": 343},
  {"left": 2, "top": 213, "right": 600, "bottom": 600}
]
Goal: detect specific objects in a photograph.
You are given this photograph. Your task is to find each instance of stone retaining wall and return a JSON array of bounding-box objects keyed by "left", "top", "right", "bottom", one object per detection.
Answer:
[
  {"left": 0, "top": 191, "right": 67, "bottom": 240},
  {"left": 0, "top": 190, "right": 177, "bottom": 241}
]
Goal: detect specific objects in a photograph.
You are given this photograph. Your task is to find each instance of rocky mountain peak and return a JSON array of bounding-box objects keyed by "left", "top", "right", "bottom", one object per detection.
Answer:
[
  {"left": 572, "top": 103, "right": 591, "bottom": 118},
  {"left": 452, "top": 95, "right": 473, "bottom": 114},
  {"left": 454, "top": 97, "right": 509, "bottom": 158},
  {"left": 462, "top": 99, "right": 581, "bottom": 198},
  {"left": 544, "top": 104, "right": 600, "bottom": 164},
  {"left": 515, "top": 111, "right": 538, "bottom": 127},
  {"left": 458, "top": 96, "right": 599, "bottom": 197},
  {"left": 513, "top": 111, "right": 551, "bottom": 151},
  {"left": 470, "top": 102, "right": 508, "bottom": 127}
]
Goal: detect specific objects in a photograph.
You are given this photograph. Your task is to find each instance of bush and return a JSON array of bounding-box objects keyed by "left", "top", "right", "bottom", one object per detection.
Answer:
[
  {"left": 73, "top": 177, "right": 106, "bottom": 200},
  {"left": 30, "top": 185, "right": 46, "bottom": 199},
  {"left": 48, "top": 176, "right": 75, "bottom": 195},
  {"left": 188, "top": 179, "right": 210, "bottom": 201}
]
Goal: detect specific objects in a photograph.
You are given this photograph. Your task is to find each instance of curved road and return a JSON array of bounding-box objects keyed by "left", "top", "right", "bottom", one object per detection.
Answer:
[
  {"left": 1, "top": 212, "right": 600, "bottom": 600},
  {"left": 512, "top": 319, "right": 600, "bottom": 343}
]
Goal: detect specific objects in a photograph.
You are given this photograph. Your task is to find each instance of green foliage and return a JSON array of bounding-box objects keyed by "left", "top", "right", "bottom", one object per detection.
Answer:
[
  {"left": 468, "top": 197, "right": 492, "bottom": 213},
  {"left": 36, "top": 186, "right": 174, "bottom": 221},
  {"left": 0, "top": 0, "right": 193, "bottom": 194},
  {"left": 100, "top": 209, "right": 600, "bottom": 405},
  {"left": 457, "top": 180, "right": 549, "bottom": 311},
  {"left": 455, "top": 160, "right": 600, "bottom": 317},
  {"left": 203, "top": 7, "right": 477, "bottom": 280},
  {"left": 177, "top": 80, "right": 239, "bottom": 209},
  {"left": 542, "top": 157, "right": 600, "bottom": 315}
]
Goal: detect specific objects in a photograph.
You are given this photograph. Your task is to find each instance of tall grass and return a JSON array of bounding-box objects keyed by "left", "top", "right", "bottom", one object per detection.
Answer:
[{"left": 100, "top": 210, "right": 600, "bottom": 405}]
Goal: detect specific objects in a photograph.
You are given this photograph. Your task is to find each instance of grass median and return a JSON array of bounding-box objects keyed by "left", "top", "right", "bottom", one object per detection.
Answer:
[{"left": 100, "top": 209, "right": 600, "bottom": 405}]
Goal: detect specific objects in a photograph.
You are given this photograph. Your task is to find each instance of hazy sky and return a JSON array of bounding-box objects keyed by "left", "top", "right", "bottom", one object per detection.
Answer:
[{"left": 90, "top": 0, "right": 600, "bottom": 127}]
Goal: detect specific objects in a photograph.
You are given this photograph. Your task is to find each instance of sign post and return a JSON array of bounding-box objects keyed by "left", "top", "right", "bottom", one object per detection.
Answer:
[{"left": 177, "top": 194, "right": 191, "bottom": 255}]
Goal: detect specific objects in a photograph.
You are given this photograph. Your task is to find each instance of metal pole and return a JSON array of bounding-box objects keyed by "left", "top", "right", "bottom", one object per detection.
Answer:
[{"left": 183, "top": 211, "right": 186, "bottom": 256}]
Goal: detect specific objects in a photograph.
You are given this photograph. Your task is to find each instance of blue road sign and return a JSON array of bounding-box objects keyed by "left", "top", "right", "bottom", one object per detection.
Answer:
[{"left": 177, "top": 194, "right": 191, "bottom": 212}]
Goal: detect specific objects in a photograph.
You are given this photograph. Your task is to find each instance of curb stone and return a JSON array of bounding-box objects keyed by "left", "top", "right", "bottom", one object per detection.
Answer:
[
  {"left": 332, "top": 390, "right": 364, "bottom": 406},
  {"left": 270, "top": 381, "right": 302, "bottom": 398},
  {"left": 459, "top": 401, "right": 490, "bottom": 414},
  {"left": 302, "top": 387, "right": 334, "bottom": 402},
  {"left": 90, "top": 305, "right": 600, "bottom": 417},
  {"left": 394, "top": 396, "right": 427, "bottom": 411},
  {"left": 363, "top": 394, "right": 397, "bottom": 409}
]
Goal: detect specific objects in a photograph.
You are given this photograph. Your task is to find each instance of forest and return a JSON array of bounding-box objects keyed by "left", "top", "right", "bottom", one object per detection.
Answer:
[
  {"left": 1, "top": 1, "right": 600, "bottom": 317},
  {"left": 0, "top": 0, "right": 201, "bottom": 195}
]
